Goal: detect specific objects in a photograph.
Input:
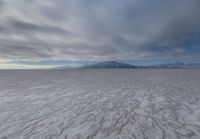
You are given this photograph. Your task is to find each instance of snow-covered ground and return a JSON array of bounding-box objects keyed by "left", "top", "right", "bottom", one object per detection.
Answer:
[{"left": 0, "top": 69, "right": 200, "bottom": 139}]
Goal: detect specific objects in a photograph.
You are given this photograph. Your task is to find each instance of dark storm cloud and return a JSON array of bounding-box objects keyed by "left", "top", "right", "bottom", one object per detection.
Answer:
[{"left": 0, "top": 0, "right": 200, "bottom": 68}]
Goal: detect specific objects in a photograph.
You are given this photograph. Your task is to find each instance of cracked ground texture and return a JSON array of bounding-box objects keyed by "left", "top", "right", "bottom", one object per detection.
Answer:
[{"left": 0, "top": 69, "right": 200, "bottom": 139}]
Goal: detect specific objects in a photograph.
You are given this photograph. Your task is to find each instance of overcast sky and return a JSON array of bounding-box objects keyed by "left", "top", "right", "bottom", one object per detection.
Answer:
[{"left": 0, "top": 0, "right": 200, "bottom": 68}]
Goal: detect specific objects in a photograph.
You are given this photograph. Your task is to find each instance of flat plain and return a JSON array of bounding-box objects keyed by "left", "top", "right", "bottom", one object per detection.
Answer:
[{"left": 0, "top": 69, "right": 200, "bottom": 139}]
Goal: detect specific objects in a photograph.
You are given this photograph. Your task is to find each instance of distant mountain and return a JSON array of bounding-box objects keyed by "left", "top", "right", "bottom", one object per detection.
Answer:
[
  {"left": 81, "top": 61, "right": 142, "bottom": 69},
  {"left": 150, "top": 62, "right": 200, "bottom": 68},
  {"left": 56, "top": 61, "right": 200, "bottom": 69}
]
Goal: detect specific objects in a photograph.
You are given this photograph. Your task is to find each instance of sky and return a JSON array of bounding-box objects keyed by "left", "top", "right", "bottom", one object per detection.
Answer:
[{"left": 0, "top": 0, "right": 200, "bottom": 69}]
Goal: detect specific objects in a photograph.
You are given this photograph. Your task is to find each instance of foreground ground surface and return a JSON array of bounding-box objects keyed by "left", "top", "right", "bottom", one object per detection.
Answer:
[{"left": 0, "top": 69, "right": 200, "bottom": 139}]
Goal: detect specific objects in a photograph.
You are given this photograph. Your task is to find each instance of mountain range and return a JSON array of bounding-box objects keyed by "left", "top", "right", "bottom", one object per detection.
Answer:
[
  {"left": 58, "top": 61, "right": 200, "bottom": 69},
  {"left": 149, "top": 62, "right": 200, "bottom": 68},
  {"left": 81, "top": 61, "right": 142, "bottom": 69}
]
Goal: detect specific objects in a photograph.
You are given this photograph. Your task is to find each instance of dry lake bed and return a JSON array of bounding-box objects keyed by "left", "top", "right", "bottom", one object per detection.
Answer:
[{"left": 0, "top": 69, "right": 200, "bottom": 139}]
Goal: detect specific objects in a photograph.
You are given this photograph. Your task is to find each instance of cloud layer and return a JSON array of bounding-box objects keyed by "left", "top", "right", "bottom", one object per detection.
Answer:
[{"left": 0, "top": 0, "right": 200, "bottom": 68}]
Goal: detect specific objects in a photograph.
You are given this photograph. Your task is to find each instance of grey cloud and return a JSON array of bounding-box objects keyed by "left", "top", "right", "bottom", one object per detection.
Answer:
[
  {"left": 0, "top": 0, "right": 4, "bottom": 13},
  {"left": 0, "top": 0, "right": 199, "bottom": 66},
  {"left": 4, "top": 18, "right": 71, "bottom": 35},
  {"left": 0, "top": 38, "right": 54, "bottom": 60}
]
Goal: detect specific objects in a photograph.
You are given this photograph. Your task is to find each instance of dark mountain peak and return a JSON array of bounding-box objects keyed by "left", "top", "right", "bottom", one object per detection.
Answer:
[
  {"left": 81, "top": 61, "right": 139, "bottom": 69},
  {"left": 105, "top": 61, "right": 118, "bottom": 64}
]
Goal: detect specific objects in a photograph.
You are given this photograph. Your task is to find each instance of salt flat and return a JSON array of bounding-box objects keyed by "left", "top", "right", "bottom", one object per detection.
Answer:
[{"left": 0, "top": 69, "right": 200, "bottom": 139}]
